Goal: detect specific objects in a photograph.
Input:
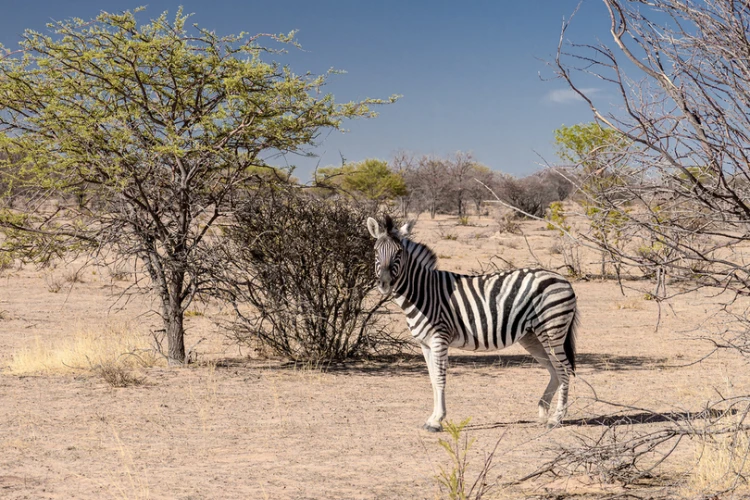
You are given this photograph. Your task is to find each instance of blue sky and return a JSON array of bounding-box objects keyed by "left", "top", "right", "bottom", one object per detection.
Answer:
[{"left": 0, "top": 0, "right": 613, "bottom": 180}]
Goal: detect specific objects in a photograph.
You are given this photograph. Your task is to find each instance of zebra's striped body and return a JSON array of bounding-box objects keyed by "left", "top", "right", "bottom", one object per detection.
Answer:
[{"left": 367, "top": 216, "right": 578, "bottom": 431}]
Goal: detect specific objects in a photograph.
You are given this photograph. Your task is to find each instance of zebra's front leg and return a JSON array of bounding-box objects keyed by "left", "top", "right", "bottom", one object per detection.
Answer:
[{"left": 421, "top": 341, "right": 448, "bottom": 432}]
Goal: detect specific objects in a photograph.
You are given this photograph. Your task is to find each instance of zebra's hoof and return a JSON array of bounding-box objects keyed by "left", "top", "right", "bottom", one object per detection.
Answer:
[
  {"left": 423, "top": 423, "right": 442, "bottom": 433},
  {"left": 546, "top": 420, "right": 561, "bottom": 429}
]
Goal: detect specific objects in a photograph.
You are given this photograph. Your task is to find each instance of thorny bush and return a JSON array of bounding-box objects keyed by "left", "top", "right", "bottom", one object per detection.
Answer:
[{"left": 211, "top": 185, "right": 400, "bottom": 362}]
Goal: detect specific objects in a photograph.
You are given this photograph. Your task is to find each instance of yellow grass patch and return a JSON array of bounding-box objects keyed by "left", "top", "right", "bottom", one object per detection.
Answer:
[
  {"left": 613, "top": 298, "right": 644, "bottom": 310},
  {"left": 686, "top": 429, "right": 750, "bottom": 497},
  {"left": 6, "top": 322, "right": 162, "bottom": 376}
]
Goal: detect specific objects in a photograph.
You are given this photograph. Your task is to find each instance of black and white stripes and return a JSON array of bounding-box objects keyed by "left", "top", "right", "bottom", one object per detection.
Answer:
[{"left": 367, "top": 215, "right": 579, "bottom": 431}]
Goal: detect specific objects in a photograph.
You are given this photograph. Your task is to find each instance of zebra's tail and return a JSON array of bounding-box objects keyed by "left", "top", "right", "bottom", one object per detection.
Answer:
[{"left": 564, "top": 309, "right": 579, "bottom": 375}]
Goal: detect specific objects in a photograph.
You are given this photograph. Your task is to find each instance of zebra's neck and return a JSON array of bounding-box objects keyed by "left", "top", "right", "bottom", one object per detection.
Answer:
[
  {"left": 398, "top": 239, "right": 438, "bottom": 278},
  {"left": 392, "top": 238, "right": 440, "bottom": 308}
]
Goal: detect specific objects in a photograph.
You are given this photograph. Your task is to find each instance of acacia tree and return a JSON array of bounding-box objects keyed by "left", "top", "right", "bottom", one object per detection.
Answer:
[{"left": 0, "top": 8, "right": 395, "bottom": 364}]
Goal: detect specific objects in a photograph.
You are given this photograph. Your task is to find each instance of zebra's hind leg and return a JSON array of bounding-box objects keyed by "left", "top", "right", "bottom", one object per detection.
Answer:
[
  {"left": 518, "top": 333, "right": 559, "bottom": 424},
  {"left": 547, "top": 348, "right": 573, "bottom": 427},
  {"left": 543, "top": 326, "right": 575, "bottom": 427}
]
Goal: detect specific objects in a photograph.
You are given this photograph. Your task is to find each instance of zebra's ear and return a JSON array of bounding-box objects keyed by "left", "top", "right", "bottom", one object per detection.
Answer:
[
  {"left": 384, "top": 214, "right": 395, "bottom": 234},
  {"left": 366, "top": 217, "right": 382, "bottom": 239},
  {"left": 399, "top": 220, "right": 415, "bottom": 238}
]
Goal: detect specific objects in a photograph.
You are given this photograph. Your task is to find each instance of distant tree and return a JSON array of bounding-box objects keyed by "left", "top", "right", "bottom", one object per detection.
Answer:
[
  {"left": 409, "top": 155, "right": 453, "bottom": 219},
  {"left": 553, "top": 122, "right": 630, "bottom": 201},
  {"left": 317, "top": 159, "right": 406, "bottom": 208},
  {"left": 390, "top": 150, "right": 419, "bottom": 217},
  {"left": 445, "top": 151, "right": 478, "bottom": 218},
  {"left": 495, "top": 172, "right": 565, "bottom": 219},
  {"left": 544, "top": 167, "right": 578, "bottom": 202},
  {"left": 554, "top": 123, "right": 633, "bottom": 276},
  {"left": 464, "top": 162, "right": 496, "bottom": 216},
  {"left": 0, "top": 8, "right": 396, "bottom": 364}
]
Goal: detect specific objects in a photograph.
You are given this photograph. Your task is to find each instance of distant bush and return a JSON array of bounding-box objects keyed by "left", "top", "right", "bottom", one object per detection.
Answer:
[
  {"left": 211, "top": 185, "right": 398, "bottom": 362},
  {"left": 494, "top": 212, "right": 521, "bottom": 235},
  {"left": 495, "top": 169, "right": 575, "bottom": 219}
]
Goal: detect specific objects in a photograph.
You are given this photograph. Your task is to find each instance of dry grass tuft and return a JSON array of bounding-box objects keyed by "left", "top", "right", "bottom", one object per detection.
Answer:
[
  {"left": 93, "top": 360, "right": 144, "bottom": 387},
  {"left": 63, "top": 269, "right": 86, "bottom": 284},
  {"left": 45, "top": 274, "right": 63, "bottom": 293},
  {"left": 613, "top": 298, "right": 644, "bottom": 310},
  {"left": 108, "top": 265, "right": 131, "bottom": 282},
  {"left": 686, "top": 430, "right": 750, "bottom": 497},
  {"left": 6, "top": 322, "right": 161, "bottom": 378}
]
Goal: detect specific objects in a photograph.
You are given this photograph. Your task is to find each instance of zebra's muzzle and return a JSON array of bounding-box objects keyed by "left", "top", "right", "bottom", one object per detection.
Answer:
[{"left": 377, "top": 271, "right": 393, "bottom": 295}]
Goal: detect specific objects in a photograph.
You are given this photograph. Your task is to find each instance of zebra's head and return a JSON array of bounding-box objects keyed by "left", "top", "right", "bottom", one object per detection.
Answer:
[{"left": 366, "top": 215, "right": 415, "bottom": 295}]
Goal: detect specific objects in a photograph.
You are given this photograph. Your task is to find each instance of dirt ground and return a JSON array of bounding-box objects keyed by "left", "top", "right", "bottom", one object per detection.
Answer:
[{"left": 1, "top": 213, "right": 749, "bottom": 499}]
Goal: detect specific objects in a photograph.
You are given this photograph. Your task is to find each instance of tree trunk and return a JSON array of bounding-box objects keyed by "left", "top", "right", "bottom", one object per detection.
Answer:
[
  {"left": 145, "top": 248, "right": 187, "bottom": 366},
  {"left": 165, "top": 299, "right": 186, "bottom": 365},
  {"left": 164, "top": 268, "right": 187, "bottom": 365}
]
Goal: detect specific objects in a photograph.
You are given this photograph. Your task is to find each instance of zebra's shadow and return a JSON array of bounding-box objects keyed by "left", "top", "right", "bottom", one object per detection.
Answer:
[
  {"left": 320, "top": 351, "right": 664, "bottom": 376},
  {"left": 464, "top": 407, "right": 738, "bottom": 430}
]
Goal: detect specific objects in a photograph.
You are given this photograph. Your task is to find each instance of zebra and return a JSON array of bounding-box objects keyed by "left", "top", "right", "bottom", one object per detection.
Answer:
[{"left": 366, "top": 215, "right": 578, "bottom": 431}]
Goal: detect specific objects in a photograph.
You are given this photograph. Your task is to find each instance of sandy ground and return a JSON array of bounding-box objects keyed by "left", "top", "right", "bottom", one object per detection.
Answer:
[{"left": 1, "top": 213, "right": 749, "bottom": 499}]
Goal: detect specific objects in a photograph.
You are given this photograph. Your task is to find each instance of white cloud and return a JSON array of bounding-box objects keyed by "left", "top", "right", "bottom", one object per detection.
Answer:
[{"left": 546, "top": 88, "right": 600, "bottom": 104}]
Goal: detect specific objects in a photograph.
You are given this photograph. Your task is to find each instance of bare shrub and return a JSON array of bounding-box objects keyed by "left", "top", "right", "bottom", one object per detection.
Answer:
[
  {"left": 210, "top": 185, "right": 399, "bottom": 362},
  {"left": 551, "top": 15, "right": 750, "bottom": 493},
  {"left": 108, "top": 265, "right": 130, "bottom": 282},
  {"left": 560, "top": 240, "right": 583, "bottom": 279},
  {"left": 92, "top": 360, "right": 143, "bottom": 388},
  {"left": 63, "top": 269, "right": 85, "bottom": 284},
  {"left": 518, "top": 398, "right": 750, "bottom": 495},
  {"left": 495, "top": 212, "right": 522, "bottom": 235}
]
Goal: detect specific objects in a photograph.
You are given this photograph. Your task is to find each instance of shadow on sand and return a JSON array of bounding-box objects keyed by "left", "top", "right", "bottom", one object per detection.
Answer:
[
  {"left": 322, "top": 351, "right": 665, "bottom": 376},
  {"left": 464, "top": 407, "right": 738, "bottom": 431},
  {"left": 214, "top": 351, "right": 665, "bottom": 377}
]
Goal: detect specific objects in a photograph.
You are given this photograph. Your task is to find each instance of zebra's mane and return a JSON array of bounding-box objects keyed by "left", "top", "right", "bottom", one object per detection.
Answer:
[{"left": 401, "top": 237, "right": 438, "bottom": 271}]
